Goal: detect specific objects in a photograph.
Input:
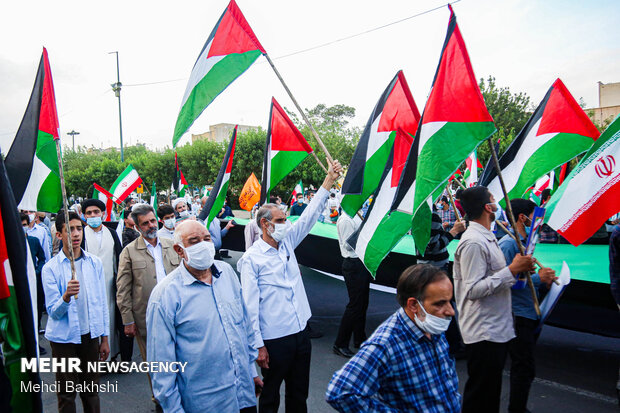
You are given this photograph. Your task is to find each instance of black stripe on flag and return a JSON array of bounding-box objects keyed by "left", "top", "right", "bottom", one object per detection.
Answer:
[{"left": 260, "top": 101, "right": 275, "bottom": 204}]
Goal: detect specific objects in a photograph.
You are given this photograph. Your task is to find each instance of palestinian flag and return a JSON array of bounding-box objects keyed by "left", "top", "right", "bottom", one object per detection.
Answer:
[
  {"left": 463, "top": 150, "right": 483, "bottom": 187},
  {"left": 260, "top": 98, "right": 313, "bottom": 203},
  {"left": 480, "top": 78, "right": 600, "bottom": 204},
  {"left": 199, "top": 126, "right": 237, "bottom": 226},
  {"left": 545, "top": 115, "right": 620, "bottom": 246},
  {"left": 172, "top": 0, "right": 265, "bottom": 147},
  {"left": 391, "top": 5, "right": 496, "bottom": 253},
  {"left": 0, "top": 154, "right": 43, "bottom": 412},
  {"left": 110, "top": 165, "right": 142, "bottom": 205},
  {"left": 340, "top": 71, "right": 420, "bottom": 217},
  {"left": 93, "top": 183, "right": 114, "bottom": 221},
  {"left": 150, "top": 182, "right": 157, "bottom": 211},
  {"left": 524, "top": 172, "right": 554, "bottom": 204},
  {"left": 5, "top": 48, "right": 62, "bottom": 213},
  {"left": 173, "top": 153, "right": 189, "bottom": 197},
  {"left": 348, "top": 128, "right": 414, "bottom": 276},
  {"left": 290, "top": 180, "right": 303, "bottom": 206}
]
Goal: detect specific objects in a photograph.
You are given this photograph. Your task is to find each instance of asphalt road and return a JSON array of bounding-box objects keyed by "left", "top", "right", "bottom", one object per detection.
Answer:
[{"left": 38, "top": 251, "right": 620, "bottom": 412}]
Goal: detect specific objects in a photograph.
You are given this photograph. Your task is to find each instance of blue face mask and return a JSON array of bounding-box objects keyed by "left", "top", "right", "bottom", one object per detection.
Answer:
[
  {"left": 524, "top": 217, "right": 532, "bottom": 236},
  {"left": 87, "top": 216, "right": 102, "bottom": 228}
]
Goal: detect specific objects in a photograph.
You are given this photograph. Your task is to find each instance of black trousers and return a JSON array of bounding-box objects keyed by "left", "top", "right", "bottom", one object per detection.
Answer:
[
  {"left": 508, "top": 316, "right": 539, "bottom": 413},
  {"left": 50, "top": 334, "right": 101, "bottom": 413},
  {"left": 462, "top": 340, "right": 509, "bottom": 413},
  {"left": 114, "top": 305, "right": 134, "bottom": 361},
  {"left": 334, "top": 257, "right": 371, "bottom": 348},
  {"left": 259, "top": 328, "right": 311, "bottom": 413}
]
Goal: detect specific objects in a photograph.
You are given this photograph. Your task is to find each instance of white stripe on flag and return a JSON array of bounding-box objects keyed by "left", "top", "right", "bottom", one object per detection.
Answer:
[
  {"left": 180, "top": 40, "right": 225, "bottom": 106},
  {"left": 17, "top": 155, "right": 52, "bottom": 211}
]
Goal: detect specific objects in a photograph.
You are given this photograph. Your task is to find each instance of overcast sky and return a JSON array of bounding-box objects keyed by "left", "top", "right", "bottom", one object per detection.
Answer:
[{"left": 1, "top": 0, "right": 618, "bottom": 153}]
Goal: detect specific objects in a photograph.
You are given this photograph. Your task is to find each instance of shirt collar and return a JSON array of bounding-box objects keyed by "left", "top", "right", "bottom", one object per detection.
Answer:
[
  {"left": 256, "top": 237, "right": 276, "bottom": 253},
  {"left": 58, "top": 248, "right": 87, "bottom": 263},
  {"left": 180, "top": 261, "right": 221, "bottom": 286},
  {"left": 469, "top": 221, "right": 496, "bottom": 242},
  {"left": 145, "top": 237, "right": 161, "bottom": 249},
  {"left": 397, "top": 308, "right": 427, "bottom": 342}
]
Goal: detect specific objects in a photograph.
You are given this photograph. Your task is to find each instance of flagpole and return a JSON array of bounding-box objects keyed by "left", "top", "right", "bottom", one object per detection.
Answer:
[
  {"left": 487, "top": 138, "right": 540, "bottom": 316},
  {"left": 263, "top": 53, "right": 335, "bottom": 166},
  {"left": 55, "top": 138, "right": 78, "bottom": 297},
  {"left": 445, "top": 183, "right": 462, "bottom": 222}
]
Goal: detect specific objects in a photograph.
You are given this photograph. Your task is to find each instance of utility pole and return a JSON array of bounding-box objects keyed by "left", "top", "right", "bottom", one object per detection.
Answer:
[
  {"left": 67, "top": 130, "right": 80, "bottom": 151},
  {"left": 109, "top": 51, "right": 124, "bottom": 162}
]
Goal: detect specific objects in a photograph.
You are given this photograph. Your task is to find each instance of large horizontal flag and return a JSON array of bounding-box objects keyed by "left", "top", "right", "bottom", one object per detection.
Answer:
[
  {"left": 0, "top": 154, "right": 43, "bottom": 413},
  {"left": 391, "top": 5, "right": 496, "bottom": 253},
  {"left": 199, "top": 126, "right": 237, "bottom": 226},
  {"left": 172, "top": 0, "right": 266, "bottom": 147},
  {"left": 480, "top": 78, "right": 600, "bottom": 204},
  {"left": 340, "top": 71, "right": 420, "bottom": 217},
  {"left": 290, "top": 180, "right": 303, "bottom": 206},
  {"left": 463, "top": 150, "right": 483, "bottom": 187},
  {"left": 545, "top": 115, "right": 620, "bottom": 246},
  {"left": 93, "top": 183, "right": 114, "bottom": 221},
  {"left": 260, "top": 98, "right": 313, "bottom": 203},
  {"left": 110, "top": 165, "right": 142, "bottom": 205},
  {"left": 4, "top": 48, "right": 62, "bottom": 213},
  {"left": 348, "top": 128, "right": 414, "bottom": 276}
]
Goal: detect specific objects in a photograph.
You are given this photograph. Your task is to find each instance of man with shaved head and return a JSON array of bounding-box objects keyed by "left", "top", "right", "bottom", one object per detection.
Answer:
[{"left": 147, "top": 220, "right": 262, "bottom": 412}]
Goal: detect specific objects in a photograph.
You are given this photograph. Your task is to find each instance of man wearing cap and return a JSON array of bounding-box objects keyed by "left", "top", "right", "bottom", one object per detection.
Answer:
[
  {"left": 81, "top": 198, "right": 130, "bottom": 361},
  {"left": 172, "top": 198, "right": 191, "bottom": 220}
]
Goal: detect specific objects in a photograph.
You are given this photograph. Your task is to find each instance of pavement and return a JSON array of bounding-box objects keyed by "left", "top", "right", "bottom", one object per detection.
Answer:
[{"left": 38, "top": 250, "right": 620, "bottom": 412}]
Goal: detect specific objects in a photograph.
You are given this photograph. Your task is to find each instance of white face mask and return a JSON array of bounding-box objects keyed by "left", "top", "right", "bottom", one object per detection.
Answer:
[
  {"left": 269, "top": 221, "right": 290, "bottom": 242},
  {"left": 179, "top": 210, "right": 190, "bottom": 218},
  {"left": 414, "top": 300, "right": 452, "bottom": 335},
  {"left": 164, "top": 218, "right": 175, "bottom": 230},
  {"left": 182, "top": 241, "right": 215, "bottom": 270},
  {"left": 28, "top": 213, "right": 36, "bottom": 224}
]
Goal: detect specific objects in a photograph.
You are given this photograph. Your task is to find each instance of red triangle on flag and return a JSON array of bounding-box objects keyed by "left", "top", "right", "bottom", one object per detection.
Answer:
[
  {"left": 422, "top": 6, "right": 493, "bottom": 124},
  {"left": 180, "top": 170, "right": 189, "bottom": 186},
  {"left": 208, "top": 0, "right": 266, "bottom": 58},
  {"left": 378, "top": 71, "right": 421, "bottom": 135},
  {"left": 537, "top": 78, "right": 600, "bottom": 139},
  {"left": 270, "top": 97, "right": 313, "bottom": 153},
  {"left": 39, "top": 48, "right": 60, "bottom": 140},
  {"left": 391, "top": 128, "right": 414, "bottom": 188}
]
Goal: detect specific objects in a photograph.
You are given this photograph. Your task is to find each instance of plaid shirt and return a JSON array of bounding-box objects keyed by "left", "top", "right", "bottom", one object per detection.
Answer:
[
  {"left": 326, "top": 308, "right": 461, "bottom": 412},
  {"left": 439, "top": 205, "right": 456, "bottom": 230}
]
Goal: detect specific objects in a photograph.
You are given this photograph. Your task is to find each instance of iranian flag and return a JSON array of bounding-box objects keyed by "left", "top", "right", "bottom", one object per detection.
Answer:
[
  {"left": 93, "top": 183, "right": 114, "bottom": 221},
  {"left": 480, "top": 78, "right": 600, "bottom": 204},
  {"left": 348, "top": 128, "right": 414, "bottom": 276},
  {"left": 199, "top": 126, "right": 237, "bottom": 226},
  {"left": 545, "top": 115, "right": 620, "bottom": 246},
  {"left": 260, "top": 97, "right": 313, "bottom": 203},
  {"left": 5, "top": 48, "right": 62, "bottom": 213},
  {"left": 290, "top": 180, "right": 303, "bottom": 206},
  {"left": 340, "top": 71, "right": 420, "bottom": 217},
  {"left": 110, "top": 165, "right": 142, "bottom": 205},
  {"left": 0, "top": 155, "right": 43, "bottom": 412},
  {"left": 463, "top": 150, "right": 483, "bottom": 187},
  {"left": 172, "top": 0, "right": 265, "bottom": 147},
  {"left": 150, "top": 182, "right": 157, "bottom": 210},
  {"left": 391, "top": 5, "right": 496, "bottom": 252}
]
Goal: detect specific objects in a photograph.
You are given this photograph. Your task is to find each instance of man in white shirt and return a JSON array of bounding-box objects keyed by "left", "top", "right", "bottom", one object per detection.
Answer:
[{"left": 238, "top": 160, "right": 343, "bottom": 413}]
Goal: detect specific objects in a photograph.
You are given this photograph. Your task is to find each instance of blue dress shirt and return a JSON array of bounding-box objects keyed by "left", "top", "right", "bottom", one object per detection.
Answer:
[
  {"left": 326, "top": 308, "right": 461, "bottom": 412},
  {"left": 209, "top": 217, "right": 229, "bottom": 250},
  {"left": 147, "top": 260, "right": 258, "bottom": 413},
  {"left": 42, "top": 249, "right": 109, "bottom": 344}
]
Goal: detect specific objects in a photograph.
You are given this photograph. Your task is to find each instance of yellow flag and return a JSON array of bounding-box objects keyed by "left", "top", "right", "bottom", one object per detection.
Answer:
[{"left": 239, "top": 173, "right": 261, "bottom": 211}]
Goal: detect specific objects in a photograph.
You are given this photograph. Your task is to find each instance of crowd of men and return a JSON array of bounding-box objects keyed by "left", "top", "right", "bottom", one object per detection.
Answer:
[{"left": 18, "top": 164, "right": 619, "bottom": 412}]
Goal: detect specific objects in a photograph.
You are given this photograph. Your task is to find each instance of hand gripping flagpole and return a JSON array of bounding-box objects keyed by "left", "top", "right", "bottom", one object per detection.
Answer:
[
  {"left": 55, "top": 136, "right": 78, "bottom": 298},
  {"left": 487, "top": 138, "right": 540, "bottom": 316},
  {"left": 263, "top": 53, "right": 333, "bottom": 172}
]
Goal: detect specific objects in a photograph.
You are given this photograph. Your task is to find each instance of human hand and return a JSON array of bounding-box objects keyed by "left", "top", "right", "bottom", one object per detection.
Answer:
[
  {"left": 124, "top": 323, "right": 137, "bottom": 338},
  {"left": 63, "top": 279, "right": 80, "bottom": 302},
  {"left": 99, "top": 339, "right": 110, "bottom": 361},
  {"left": 257, "top": 346, "right": 269, "bottom": 369},
  {"left": 508, "top": 254, "right": 535, "bottom": 275},
  {"left": 254, "top": 376, "right": 263, "bottom": 396},
  {"left": 322, "top": 160, "right": 343, "bottom": 189},
  {"left": 538, "top": 267, "right": 557, "bottom": 287},
  {"left": 450, "top": 220, "right": 466, "bottom": 235}
]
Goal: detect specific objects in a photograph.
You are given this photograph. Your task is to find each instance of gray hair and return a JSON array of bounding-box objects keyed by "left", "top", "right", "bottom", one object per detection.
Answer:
[
  {"left": 130, "top": 203, "right": 155, "bottom": 225},
  {"left": 173, "top": 229, "right": 183, "bottom": 247},
  {"left": 256, "top": 203, "right": 278, "bottom": 227}
]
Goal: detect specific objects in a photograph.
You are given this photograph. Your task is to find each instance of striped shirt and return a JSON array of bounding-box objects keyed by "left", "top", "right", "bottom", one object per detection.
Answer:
[{"left": 326, "top": 308, "right": 461, "bottom": 412}]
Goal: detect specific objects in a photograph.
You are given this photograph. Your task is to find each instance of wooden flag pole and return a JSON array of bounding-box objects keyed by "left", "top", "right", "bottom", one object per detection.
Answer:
[
  {"left": 263, "top": 53, "right": 335, "bottom": 165},
  {"left": 55, "top": 139, "right": 78, "bottom": 298},
  {"left": 487, "top": 138, "right": 540, "bottom": 316},
  {"left": 445, "top": 183, "right": 463, "bottom": 222}
]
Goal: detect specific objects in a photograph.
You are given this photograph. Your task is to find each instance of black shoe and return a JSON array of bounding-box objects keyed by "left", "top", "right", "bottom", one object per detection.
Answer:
[
  {"left": 307, "top": 325, "right": 323, "bottom": 339},
  {"left": 39, "top": 346, "right": 47, "bottom": 355},
  {"left": 333, "top": 346, "right": 355, "bottom": 358}
]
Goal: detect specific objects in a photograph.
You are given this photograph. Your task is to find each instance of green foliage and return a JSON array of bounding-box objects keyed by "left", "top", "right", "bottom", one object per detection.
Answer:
[{"left": 62, "top": 103, "right": 361, "bottom": 209}]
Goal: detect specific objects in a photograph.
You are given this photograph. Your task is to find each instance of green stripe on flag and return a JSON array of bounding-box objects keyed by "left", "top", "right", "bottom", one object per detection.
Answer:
[
  {"left": 363, "top": 210, "right": 413, "bottom": 275},
  {"left": 36, "top": 130, "right": 59, "bottom": 174},
  {"left": 173, "top": 50, "right": 262, "bottom": 146},
  {"left": 269, "top": 150, "right": 309, "bottom": 190},
  {"left": 207, "top": 181, "right": 229, "bottom": 226}
]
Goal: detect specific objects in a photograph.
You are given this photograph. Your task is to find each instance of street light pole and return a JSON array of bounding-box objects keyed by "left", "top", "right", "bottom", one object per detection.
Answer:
[
  {"left": 67, "top": 130, "right": 80, "bottom": 151},
  {"left": 109, "top": 51, "right": 124, "bottom": 162}
]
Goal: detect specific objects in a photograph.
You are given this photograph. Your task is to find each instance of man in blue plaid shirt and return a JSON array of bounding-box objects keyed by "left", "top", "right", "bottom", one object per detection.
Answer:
[
  {"left": 326, "top": 264, "right": 461, "bottom": 412},
  {"left": 439, "top": 196, "right": 457, "bottom": 231}
]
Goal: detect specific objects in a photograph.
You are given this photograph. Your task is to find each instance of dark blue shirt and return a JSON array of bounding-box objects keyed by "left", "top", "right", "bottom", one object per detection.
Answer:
[{"left": 290, "top": 202, "right": 307, "bottom": 216}]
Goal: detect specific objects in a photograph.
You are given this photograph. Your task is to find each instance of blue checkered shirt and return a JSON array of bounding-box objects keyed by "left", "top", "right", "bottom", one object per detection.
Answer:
[{"left": 326, "top": 308, "right": 461, "bottom": 412}]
